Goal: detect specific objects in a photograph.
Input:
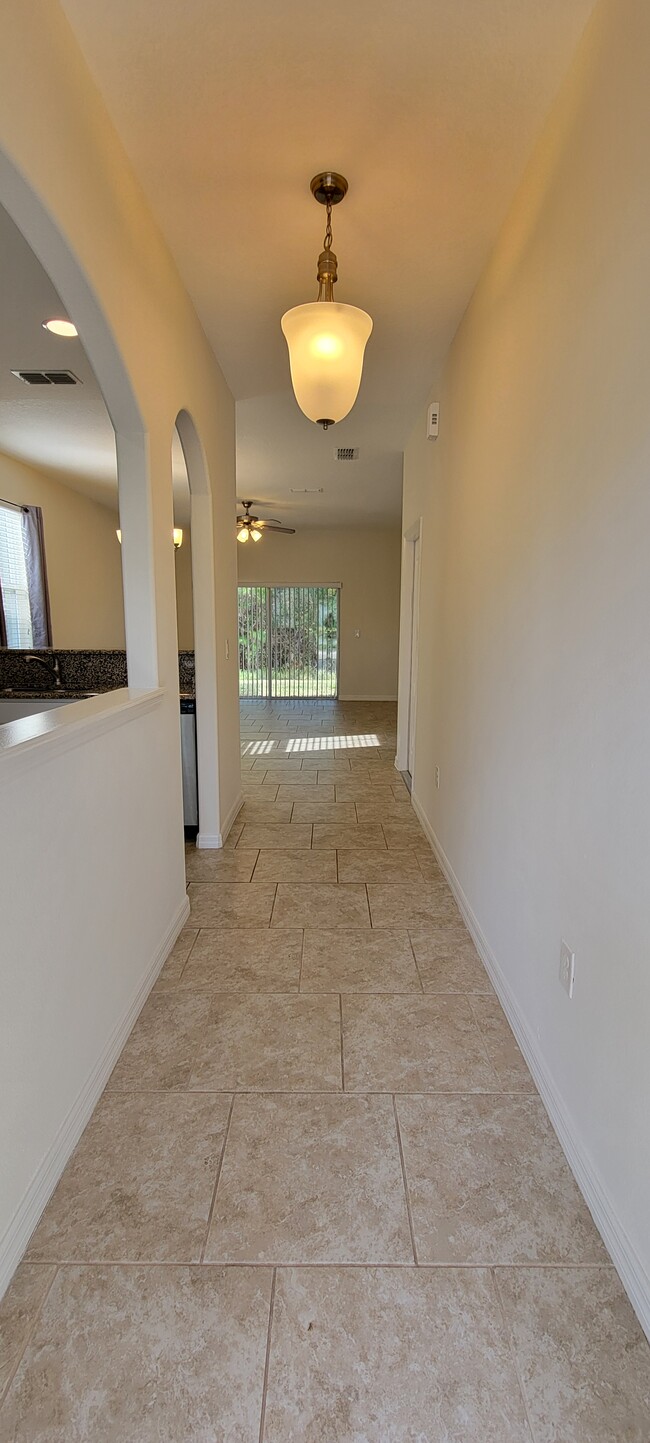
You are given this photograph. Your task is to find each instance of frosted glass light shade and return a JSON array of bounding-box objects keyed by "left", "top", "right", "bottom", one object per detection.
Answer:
[{"left": 281, "top": 301, "right": 373, "bottom": 425}]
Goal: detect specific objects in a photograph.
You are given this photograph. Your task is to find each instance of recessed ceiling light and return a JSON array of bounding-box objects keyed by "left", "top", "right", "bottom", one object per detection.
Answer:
[{"left": 42, "top": 318, "right": 78, "bottom": 337}]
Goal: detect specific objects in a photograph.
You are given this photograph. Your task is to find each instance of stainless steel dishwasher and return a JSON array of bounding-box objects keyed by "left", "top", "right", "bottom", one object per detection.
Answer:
[{"left": 180, "top": 697, "right": 198, "bottom": 828}]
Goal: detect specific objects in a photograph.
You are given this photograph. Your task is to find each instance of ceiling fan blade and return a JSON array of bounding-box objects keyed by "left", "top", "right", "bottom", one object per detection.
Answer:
[{"left": 260, "top": 523, "right": 296, "bottom": 534}]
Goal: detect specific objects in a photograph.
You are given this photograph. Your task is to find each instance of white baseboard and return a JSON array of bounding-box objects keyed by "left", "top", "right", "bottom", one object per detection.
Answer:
[
  {"left": 197, "top": 791, "right": 244, "bottom": 850},
  {"left": 338, "top": 694, "right": 398, "bottom": 702},
  {"left": 0, "top": 894, "right": 190, "bottom": 1302},
  {"left": 411, "top": 791, "right": 650, "bottom": 1343}
]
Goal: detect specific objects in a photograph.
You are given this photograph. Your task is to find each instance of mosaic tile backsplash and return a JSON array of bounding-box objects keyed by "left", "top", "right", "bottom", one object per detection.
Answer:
[{"left": 0, "top": 649, "right": 195, "bottom": 696}]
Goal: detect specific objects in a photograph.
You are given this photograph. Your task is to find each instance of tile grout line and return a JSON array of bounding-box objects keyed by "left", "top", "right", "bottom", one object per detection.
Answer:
[
  {"left": 392, "top": 1095, "right": 419, "bottom": 1266},
  {"left": 406, "top": 932, "right": 426, "bottom": 994},
  {"left": 339, "top": 994, "right": 345, "bottom": 1091},
  {"left": 45, "top": 1259, "right": 619, "bottom": 1272},
  {"left": 176, "top": 926, "right": 201, "bottom": 983},
  {"left": 298, "top": 930, "right": 306, "bottom": 992},
  {"left": 0, "top": 1264, "right": 59, "bottom": 1407},
  {"left": 465, "top": 993, "right": 504, "bottom": 1088},
  {"left": 415, "top": 853, "right": 434, "bottom": 883},
  {"left": 267, "top": 883, "right": 279, "bottom": 929},
  {"left": 199, "top": 1093, "right": 235, "bottom": 1263},
  {"left": 257, "top": 1267, "right": 277, "bottom": 1443},
  {"left": 490, "top": 1266, "right": 539, "bottom": 1443},
  {"left": 104, "top": 1086, "right": 540, "bottom": 1097}
]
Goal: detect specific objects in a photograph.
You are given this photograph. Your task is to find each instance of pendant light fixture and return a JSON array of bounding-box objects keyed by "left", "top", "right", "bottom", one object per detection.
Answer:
[{"left": 281, "top": 173, "right": 373, "bottom": 429}]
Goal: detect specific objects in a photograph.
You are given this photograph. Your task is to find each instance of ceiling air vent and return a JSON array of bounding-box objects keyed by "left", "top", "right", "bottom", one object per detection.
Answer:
[
  {"left": 334, "top": 446, "right": 359, "bottom": 461},
  {"left": 11, "top": 369, "right": 81, "bottom": 386}
]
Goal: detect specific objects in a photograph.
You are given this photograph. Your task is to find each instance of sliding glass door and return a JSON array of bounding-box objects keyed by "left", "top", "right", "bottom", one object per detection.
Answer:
[{"left": 238, "top": 585, "right": 339, "bottom": 698}]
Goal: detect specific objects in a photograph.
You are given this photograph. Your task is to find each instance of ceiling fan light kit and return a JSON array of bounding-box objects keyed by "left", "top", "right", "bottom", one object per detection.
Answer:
[{"left": 281, "top": 172, "right": 373, "bottom": 429}]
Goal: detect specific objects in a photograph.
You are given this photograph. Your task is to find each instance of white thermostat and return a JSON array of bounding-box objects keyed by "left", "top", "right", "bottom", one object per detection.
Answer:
[{"left": 427, "top": 402, "right": 440, "bottom": 439}]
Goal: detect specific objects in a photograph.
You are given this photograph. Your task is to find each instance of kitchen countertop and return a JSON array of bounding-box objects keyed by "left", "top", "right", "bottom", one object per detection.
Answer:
[{"left": 1, "top": 689, "right": 196, "bottom": 701}]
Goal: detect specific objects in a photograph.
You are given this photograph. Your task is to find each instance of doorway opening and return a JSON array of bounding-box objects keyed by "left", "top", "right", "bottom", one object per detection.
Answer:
[
  {"left": 238, "top": 585, "right": 339, "bottom": 699},
  {"left": 396, "top": 519, "right": 421, "bottom": 785}
]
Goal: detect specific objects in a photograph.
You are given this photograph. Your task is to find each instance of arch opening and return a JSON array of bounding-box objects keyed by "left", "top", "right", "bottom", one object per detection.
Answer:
[{"left": 0, "top": 147, "right": 157, "bottom": 693}]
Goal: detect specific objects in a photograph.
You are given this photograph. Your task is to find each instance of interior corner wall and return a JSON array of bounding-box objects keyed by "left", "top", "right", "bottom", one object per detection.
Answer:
[
  {"left": 236, "top": 526, "right": 401, "bottom": 700},
  {"left": 401, "top": 0, "right": 650, "bottom": 1331},
  {"left": 0, "top": 451, "right": 125, "bottom": 648}
]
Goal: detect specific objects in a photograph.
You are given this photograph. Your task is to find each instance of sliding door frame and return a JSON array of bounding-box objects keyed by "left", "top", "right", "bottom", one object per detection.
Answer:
[{"left": 238, "top": 583, "right": 340, "bottom": 700}]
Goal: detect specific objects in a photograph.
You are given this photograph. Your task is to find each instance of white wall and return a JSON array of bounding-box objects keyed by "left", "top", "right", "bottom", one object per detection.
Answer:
[
  {"left": 0, "top": 2, "right": 240, "bottom": 1294},
  {"left": 0, "top": 450, "right": 125, "bottom": 648},
  {"left": 400, "top": 0, "right": 650, "bottom": 1332},
  {"left": 237, "top": 526, "right": 401, "bottom": 700}
]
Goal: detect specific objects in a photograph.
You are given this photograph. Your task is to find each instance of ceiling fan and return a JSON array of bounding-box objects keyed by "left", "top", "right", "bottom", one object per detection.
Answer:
[{"left": 236, "top": 499, "right": 296, "bottom": 543}]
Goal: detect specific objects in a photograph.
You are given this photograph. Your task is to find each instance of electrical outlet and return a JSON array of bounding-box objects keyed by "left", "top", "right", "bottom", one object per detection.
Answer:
[
  {"left": 435, "top": 766, "right": 440, "bottom": 789},
  {"left": 559, "top": 940, "right": 575, "bottom": 998}
]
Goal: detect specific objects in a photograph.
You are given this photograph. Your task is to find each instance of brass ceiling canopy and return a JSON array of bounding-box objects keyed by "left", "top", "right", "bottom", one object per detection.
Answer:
[
  {"left": 310, "top": 172, "right": 348, "bottom": 206},
  {"left": 310, "top": 173, "right": 349, "bottom": 304}
]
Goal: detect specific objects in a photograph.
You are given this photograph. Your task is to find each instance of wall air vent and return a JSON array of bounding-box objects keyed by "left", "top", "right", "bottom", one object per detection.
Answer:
[
  {"left": 334, "top": 446, "right": 359, "bottom": 461},
  {"left": 11, "top": 369, "right": 81, "bottom": 386}
]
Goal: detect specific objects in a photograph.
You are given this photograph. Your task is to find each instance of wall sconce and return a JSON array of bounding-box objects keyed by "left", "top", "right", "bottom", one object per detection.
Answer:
[{"left": 117, "top": 528, "right": 183, "bottom": 549}]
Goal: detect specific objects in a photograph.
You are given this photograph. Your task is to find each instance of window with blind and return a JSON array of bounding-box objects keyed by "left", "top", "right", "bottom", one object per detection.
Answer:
[{"left": 0, "top": 503, "right": 34, "bottom": 648}]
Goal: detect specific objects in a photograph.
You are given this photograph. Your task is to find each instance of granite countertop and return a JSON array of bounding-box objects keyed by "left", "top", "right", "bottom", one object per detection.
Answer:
[
  {"left": 1, "top": 689, "right": 99, "bottom": 700},
  {"left": 1, "top": 688, "right": 196, "bottom": 701}
]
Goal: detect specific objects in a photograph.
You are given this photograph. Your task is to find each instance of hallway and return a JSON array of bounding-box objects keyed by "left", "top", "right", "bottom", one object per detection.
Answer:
[{"left": 1, "top": 702, "right": 648, "bottom": 1438}]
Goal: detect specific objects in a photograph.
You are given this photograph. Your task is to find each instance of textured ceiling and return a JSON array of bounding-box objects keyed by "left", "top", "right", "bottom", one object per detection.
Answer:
[{"left": 2, "top": 1, "right": 595, "bottom": 528}]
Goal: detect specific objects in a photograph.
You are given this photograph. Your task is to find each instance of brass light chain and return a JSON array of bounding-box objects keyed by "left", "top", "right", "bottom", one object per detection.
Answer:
[
  {"left": 317, "top": 196, "right": 338, "bottom": 301},
  {"left": 323, "top": 197, "right": 333, "bottom": 254}
]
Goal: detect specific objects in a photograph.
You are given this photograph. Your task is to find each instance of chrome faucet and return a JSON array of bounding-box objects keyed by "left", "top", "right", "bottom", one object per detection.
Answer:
[{"left": 24, "top": 653, "right": 62, "bottom": 689}]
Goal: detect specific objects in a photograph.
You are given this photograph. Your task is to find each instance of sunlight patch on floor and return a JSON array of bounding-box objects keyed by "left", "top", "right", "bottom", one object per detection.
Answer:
[{"left": 284, "top": 734, "right": 380, "bottom": 753}]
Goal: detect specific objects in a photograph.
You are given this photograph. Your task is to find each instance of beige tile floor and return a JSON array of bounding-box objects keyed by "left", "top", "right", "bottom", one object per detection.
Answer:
[{"left": 1, "top": 699, "right": 649, "bottom": 1440}]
